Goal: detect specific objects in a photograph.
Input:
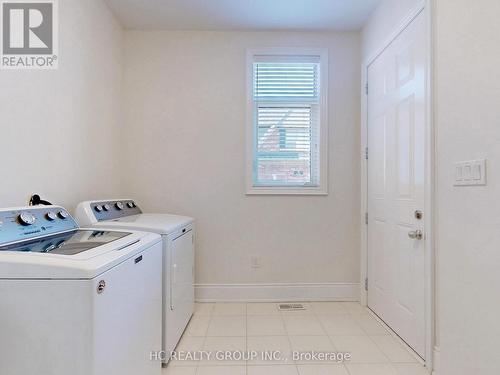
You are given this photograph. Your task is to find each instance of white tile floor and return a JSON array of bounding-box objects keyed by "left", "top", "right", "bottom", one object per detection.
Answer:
[{"left": 163, "top": 302, "right": 429, "bottom": 375}]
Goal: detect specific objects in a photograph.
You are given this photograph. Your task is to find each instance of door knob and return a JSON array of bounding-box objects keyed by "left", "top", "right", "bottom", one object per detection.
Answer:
[{"left": 408, "top": 230, "right": 423, "bottom": 240}]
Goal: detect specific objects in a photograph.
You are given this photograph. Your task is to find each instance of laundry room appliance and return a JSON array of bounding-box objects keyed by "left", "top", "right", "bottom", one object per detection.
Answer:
[
  {"left": 0, "top": 205, "right": 163, "bottom": 375},
  {"left": 75, "top": 199, "right": 194, "bottom": 359}
]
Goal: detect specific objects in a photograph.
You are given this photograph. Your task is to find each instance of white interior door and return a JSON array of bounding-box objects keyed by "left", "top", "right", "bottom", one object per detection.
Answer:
[{"left": 367, "top": 12, "right": 426, "bottom": 358}]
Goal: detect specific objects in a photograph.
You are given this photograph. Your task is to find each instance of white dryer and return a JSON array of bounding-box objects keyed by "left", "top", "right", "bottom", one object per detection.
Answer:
[
  {"left": 75, "top": 199, "right": 194, "bottom": 359},
  {"left": 0, "top": 205, "right": 163, "bottom": 375}
]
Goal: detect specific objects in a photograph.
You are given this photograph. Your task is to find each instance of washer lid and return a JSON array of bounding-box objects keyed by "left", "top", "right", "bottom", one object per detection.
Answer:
[
  {"left": 91, "top": 213, "right": 194, "bottom": 235},
  {"left": 0, "top": 230, "right": 162, "bottom": 279},
  {"left": 0, "top": 229, "right": 130, "bottom": 256}
]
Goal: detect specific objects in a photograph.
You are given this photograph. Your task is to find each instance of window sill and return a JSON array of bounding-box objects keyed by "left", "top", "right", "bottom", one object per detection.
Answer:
[{"left": 246, "top": 187, "right": 328, "bottom": 196}]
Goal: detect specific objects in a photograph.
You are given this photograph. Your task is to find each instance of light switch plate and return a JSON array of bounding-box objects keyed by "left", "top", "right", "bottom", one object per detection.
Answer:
[{"left": 454, "top": 159, "right": 487, "bottom": 186}]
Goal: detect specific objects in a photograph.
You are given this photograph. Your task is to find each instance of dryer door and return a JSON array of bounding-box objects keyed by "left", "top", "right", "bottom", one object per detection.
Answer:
[{"left": 168, "top": 227, "right": 194, "bottom": 351}]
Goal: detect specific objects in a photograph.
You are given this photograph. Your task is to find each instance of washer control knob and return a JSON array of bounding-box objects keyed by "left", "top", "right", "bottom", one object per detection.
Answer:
[
  {"left": 94, "top": 205, "right": 103, "bottom": 213},
  {"left": 127, "top": 202, "right": 135, "bottom": 208},
  {"left": 18, "top": 213, "right": 36, "bottom": 226},
  {"left": 58, "top": 210, "right": 69, "bottom": 220},
  {"left": 46, "top": 211, "right": 57, "bottom": 221},
  {"left": 103, "top": 204, "right": 111, "bottom": 211},
  {"left": 115, "top": 202, "right": 124, "bottom": 210}
]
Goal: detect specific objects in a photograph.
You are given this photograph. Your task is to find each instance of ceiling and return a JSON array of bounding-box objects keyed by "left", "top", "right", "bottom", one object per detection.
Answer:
[{"left": 104, "top": 0, "right": 381, "bottom": 31}]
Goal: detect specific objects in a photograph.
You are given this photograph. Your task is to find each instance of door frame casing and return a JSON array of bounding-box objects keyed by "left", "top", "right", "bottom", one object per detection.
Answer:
[{"left": 360, "top": 0, "right": 435, "bottom": 370}]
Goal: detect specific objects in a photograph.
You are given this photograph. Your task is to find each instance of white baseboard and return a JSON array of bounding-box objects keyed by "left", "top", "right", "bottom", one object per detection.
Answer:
[
  {"left": 195, "top": 283, "right": 360, "bottom": 302},
  {"left": 432, "top": 346, "right": 440, "bottom": 375}
]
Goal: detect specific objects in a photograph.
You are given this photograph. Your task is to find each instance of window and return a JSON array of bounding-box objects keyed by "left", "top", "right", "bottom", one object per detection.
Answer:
[{"left": 246, "top": 49, "right": 328, "bottom": 195}]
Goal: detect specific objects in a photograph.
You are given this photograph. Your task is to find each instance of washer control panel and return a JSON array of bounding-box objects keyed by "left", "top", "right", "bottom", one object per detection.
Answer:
[
  {"left": 90, "top": 200, "right": 142, "bottom": 222},
  {"left": 0, "top": 206, "right": 78, "bottom": 245}
]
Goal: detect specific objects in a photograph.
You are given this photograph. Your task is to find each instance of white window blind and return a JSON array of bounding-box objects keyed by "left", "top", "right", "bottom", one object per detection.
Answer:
[{"left": 252, "top": 55, "right": 321, "bottom": 188}]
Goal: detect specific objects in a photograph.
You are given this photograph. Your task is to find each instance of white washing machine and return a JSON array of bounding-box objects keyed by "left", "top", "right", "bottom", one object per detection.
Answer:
[
  {"left": 0, "top": 205, "right": 163, "bottom": 375},
  {"left": 75, "top": 199, "right": 194, "bottom": 360}
]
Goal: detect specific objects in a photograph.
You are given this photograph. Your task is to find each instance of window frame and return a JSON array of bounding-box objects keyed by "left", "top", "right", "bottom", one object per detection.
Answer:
[{"left": 246, "top": 47, "right": 329, "bottom": 195}]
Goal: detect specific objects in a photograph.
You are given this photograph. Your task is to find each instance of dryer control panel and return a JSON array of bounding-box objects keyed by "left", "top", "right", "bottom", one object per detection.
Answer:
[
  {"left": 89, "top": 200, "right": 142, "bottom": 222},
  {"left": 0, "top": 206, "right": 78, "bottom": 245}
]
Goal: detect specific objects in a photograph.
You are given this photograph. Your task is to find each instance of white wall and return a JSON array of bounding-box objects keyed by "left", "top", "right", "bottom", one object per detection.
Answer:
[
  {"left": 362, "top": 0, "right": 421, "bottom": 59},
  {"left": 122, "top": 31, "right": 361, "bottom": 298},
  {"left": 0, "top": 0, "right": 123, "bottom": 212},
  {"left": 435, "top": 0, "right": 500, "bottom": 374}
]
